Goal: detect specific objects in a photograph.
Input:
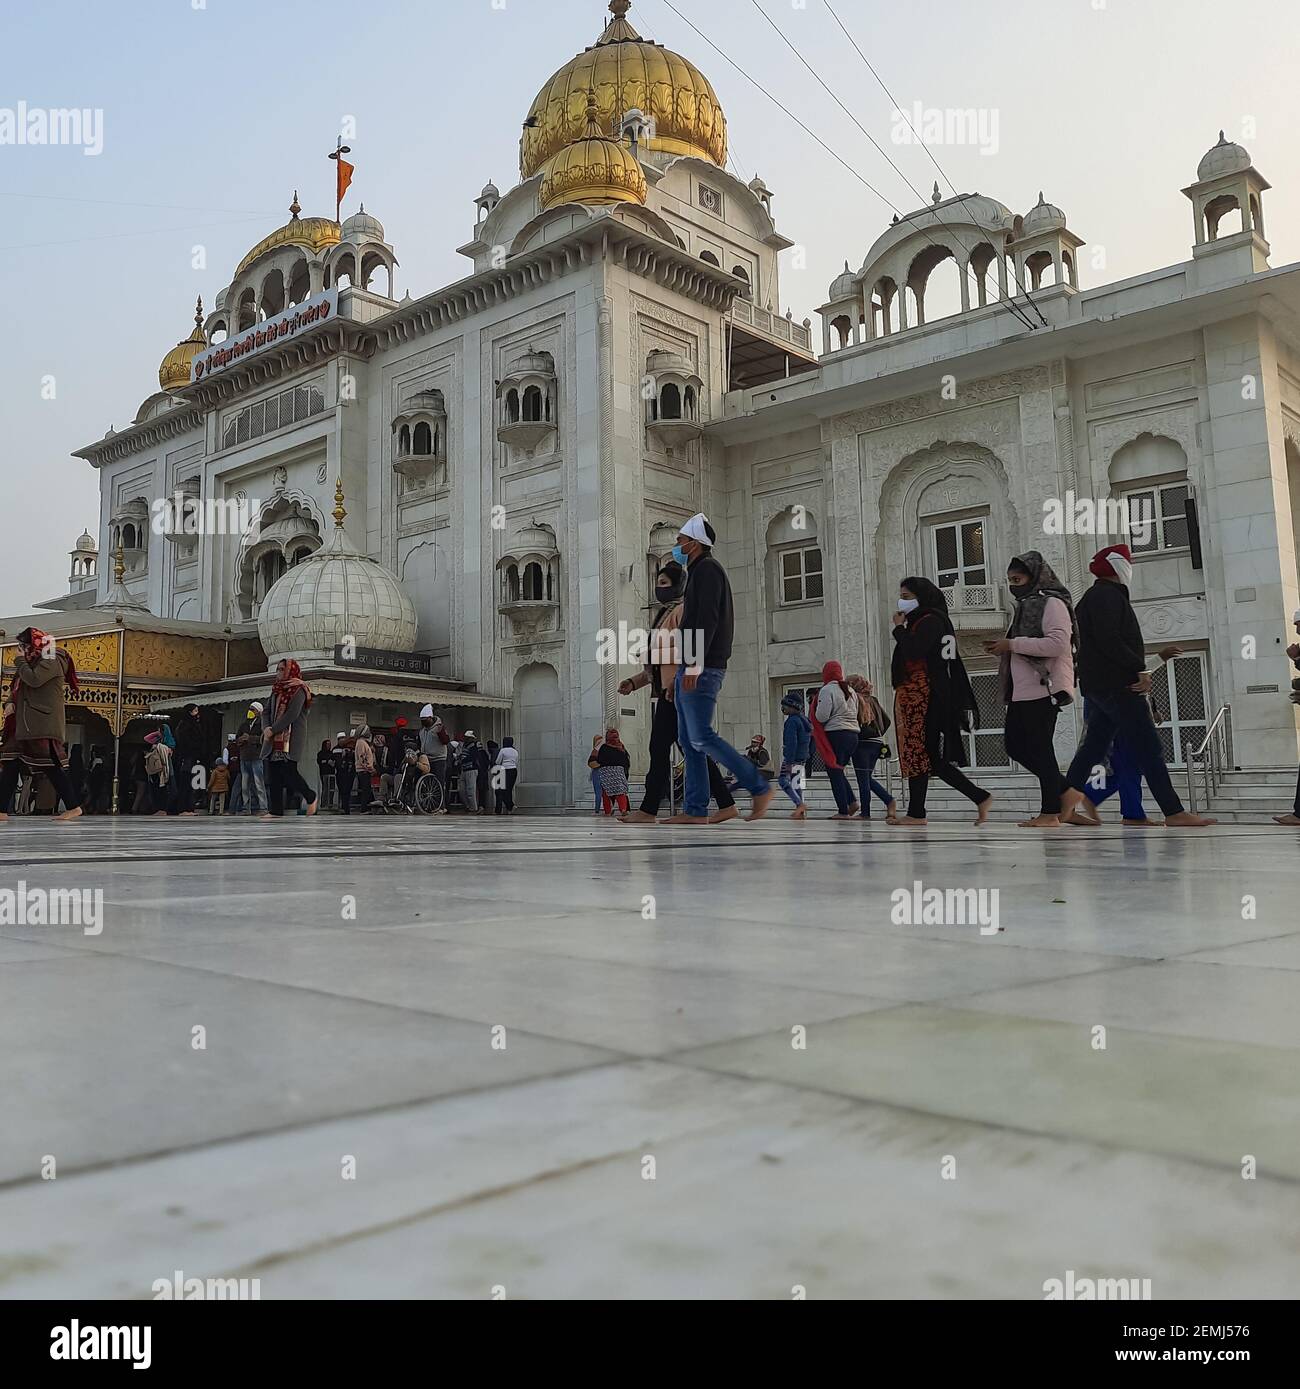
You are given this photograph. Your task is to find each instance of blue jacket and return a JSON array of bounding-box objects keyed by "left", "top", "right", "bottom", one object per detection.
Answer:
[{"left": 782, "top": 711, "right": 811, "bottom": 763}]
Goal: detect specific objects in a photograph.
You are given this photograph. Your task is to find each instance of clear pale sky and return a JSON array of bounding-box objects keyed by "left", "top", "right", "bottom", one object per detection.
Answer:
[{"left": 1, "top": 0, "right": 1295, "bottom": 612}]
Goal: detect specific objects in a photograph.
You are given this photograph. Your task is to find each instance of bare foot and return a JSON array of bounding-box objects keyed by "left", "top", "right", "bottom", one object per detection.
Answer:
[
  {"left": 846, "top": 802, "right": 861, "bottom": 817},
  {"left": 179, "top": 811, "right": 196, "bottom": 818},
  {"left": 1163, "top": 812, "right": 1217, "bottom": 827},
  {"left": 791, "top": 805, "right": 807, "bottom": 821},
  {"left": 892, "top": 815, "right": 928, "bottom": 827},
  {"left": 305, "top": 798, "right": 318, "bottom": 817},
  {"left": 974, "top": 795, "right": 993, "bottom": 827},
  {"left": 1122, "top": 818, "right": 1158, "bottom": 828},
  {"left": 1058, "top": 788, "right": 1087, "bottom": 822},
  {"left": 829, "top": 813, "right": 853, "bottom": 820},
  {"left": 1063, "top": 805, "right": 1101, "bottom": 827},
  {"left": 1018, "top": 814, "right": 1061, "bottom": 828},
  {"left": 152, "top": 811, "right": 169, "bottom": 818},
  {"left": 885, "top": 800, "right": 898, "bottom": 822},
  {"left": 618, "top": 810, "right": 659, "bottom": 824},
  {"left": 54, "top": 807, "right": 84, "bottom": 822},
  {"left": 745, "top": 787, "right": 775, "bottom": 821},
  {"left": 660, "top": 814, "right": 710, "bottom": 825},
  {"left": 709, "top": 806, "right": 740, "bottom": 824},
  {"left": 0, "top": 813, "right": 8, "bottom": 822},
  {"left": 258, "top": 814, "right": 277, "bottom": 822},
  {"left": 1272, "top": 813, "right": 1300, "bottom": 826}
]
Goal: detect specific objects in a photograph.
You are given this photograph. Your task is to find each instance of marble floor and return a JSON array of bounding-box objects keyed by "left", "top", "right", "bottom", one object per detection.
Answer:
[{"left": 0, "top": 813, "right": 1297, "bottom": 1299}]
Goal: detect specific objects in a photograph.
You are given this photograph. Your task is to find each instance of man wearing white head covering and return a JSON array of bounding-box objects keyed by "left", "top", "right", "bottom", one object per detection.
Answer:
[
  {"left": 663, "top": 512, "right": 775, "bottom": 823},
  {"left": 418, "top": 703, "right": 450, "bottom": 813},
  {"left": 1060, "top": 544, "right": 1215, "bottom": 827}
]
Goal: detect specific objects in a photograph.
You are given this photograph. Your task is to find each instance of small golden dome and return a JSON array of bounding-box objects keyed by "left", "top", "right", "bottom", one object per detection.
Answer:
[
  {"left": 233, "top": 191, "right": 340, "bottom": 278},
  {"left": 521, "top": 1, "right": 726, "bottom": 180},
  {"left": 539, "top": 91, "right": 648, "bottom": 211},
  {"left": 158, "top": 297, "right": 206, "bottom": 391}
]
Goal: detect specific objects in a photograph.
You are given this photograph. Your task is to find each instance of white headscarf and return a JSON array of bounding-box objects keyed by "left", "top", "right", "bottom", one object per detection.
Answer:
[{"left": 679, "top": 513, "right": 713, "bottom": 545}]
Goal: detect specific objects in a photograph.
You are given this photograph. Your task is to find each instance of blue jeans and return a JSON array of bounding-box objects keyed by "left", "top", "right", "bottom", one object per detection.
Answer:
[
  {"left": 1080, "top": 697, "right": 1147, "bottom": 819},
  {"left": 851, "top": 739, "right": 893, "bottom": 815},
  {"left": 674, "top": 668, "right": 766, "bottom": 816},
  {"left": 1067, "top": 689, "right": 1183, "bottom": 817},
  {"left": 825, "top": 729, "right": 861, "bottom": 814},
  {"left": 778, "top": 761, "right": 805, "bottom": 807},
  {"left": 590, "top": 767, "right": 603, "bottom": 812},
  {"left": 240, "top": 759, "right": 267, "bottom": 814}
]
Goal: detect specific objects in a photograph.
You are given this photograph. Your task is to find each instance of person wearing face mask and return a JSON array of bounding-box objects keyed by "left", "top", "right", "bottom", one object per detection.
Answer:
[
  {"left": 664, "top": 513, "right": 775, "bottom": 824},
  {"left": 1058, "top": 544, "right": 1215, "bottom": 827},
  {"left": 983, "top": 551, "right": 1076, "bottom": 827},
  {"left": 617, "top": 560, "right": 740, "bottom": 823},
  {"left": 235, "top": 702, "right": 268, "bottom": 816},
  {"left": 890, "top": 577, "right": 990, "bottom": 826}
]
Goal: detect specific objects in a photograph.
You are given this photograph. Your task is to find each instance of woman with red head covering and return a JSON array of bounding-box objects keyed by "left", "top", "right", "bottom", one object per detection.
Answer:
[
  {"left": 0, "top": 627, "right": 83, "bottom": 822},
  {"left": 812, "top": 660, "right": 862, "bottom": 818},
  {"left": 589, "top": 726, "right": 631, "bottom": 815},
  {"left": 259, "top": 658, "right": 318, "bottom": 819},
  {"left": 1059, "top": 545, "right": 1215, "bottom": 828},
  {"left": 890, "top": 578, "right": 990, "bottom": 827}
]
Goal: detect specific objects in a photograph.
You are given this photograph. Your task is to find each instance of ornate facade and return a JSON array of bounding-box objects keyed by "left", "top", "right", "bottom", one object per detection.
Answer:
[{"left": 65, "top": 4, "right": 1299, "bottom": 803}]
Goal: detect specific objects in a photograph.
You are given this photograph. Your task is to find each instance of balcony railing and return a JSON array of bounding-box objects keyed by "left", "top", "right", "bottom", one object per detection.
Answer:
[{"left": 730, "top": 299, "right": 813, "bottom": 354}]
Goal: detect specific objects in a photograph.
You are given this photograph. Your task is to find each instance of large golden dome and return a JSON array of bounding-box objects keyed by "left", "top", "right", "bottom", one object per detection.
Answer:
[
  {"left": 520, "top": 0, "right": 726, "bottom": 180},
  {"left": 540, "top": 91, "right": 648, "bottom": 210},
  {"left": 234, "top": 192, "right": 340, "bottom": 278},
  {"left": 158, "top": 298, "right": 207, "bottom": 391}
]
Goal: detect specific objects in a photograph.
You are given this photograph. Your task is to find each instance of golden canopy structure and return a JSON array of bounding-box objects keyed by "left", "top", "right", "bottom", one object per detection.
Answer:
[
  {"left": 520, "top": 0, "right": 726, "bottom": 180},
  {"left": 539, "top": 91, "right": 648, "bottom": 211},
  {"left": 157, "top": 298, "right": 207, "bottom": 391},
  {"left": 233, "top": 191, "right": 340, "bottom": 279}
]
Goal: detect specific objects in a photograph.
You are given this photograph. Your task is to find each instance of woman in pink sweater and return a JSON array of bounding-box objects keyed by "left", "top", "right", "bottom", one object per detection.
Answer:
[{"left": 984, "top": 551, "right": 1076, "bottom": 827}]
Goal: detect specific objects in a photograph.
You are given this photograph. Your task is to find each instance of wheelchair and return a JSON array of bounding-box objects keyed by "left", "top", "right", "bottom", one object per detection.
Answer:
[{"left": 381, "top": 750, "right": 446, "bottom": 816}]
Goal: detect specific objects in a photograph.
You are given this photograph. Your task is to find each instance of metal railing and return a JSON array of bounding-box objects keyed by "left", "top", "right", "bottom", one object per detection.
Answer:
[{"left": 1186, "top": 703, "right": 1232, "bottom": 814}]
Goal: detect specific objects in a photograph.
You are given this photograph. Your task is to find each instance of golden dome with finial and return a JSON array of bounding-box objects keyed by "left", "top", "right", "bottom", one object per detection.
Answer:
[
  {"left": 233, "top": 191, "right": 341, "bottom": 279},
  {"left": 539, "top": 90, "right": 648, "bottom": 211},
  {"left": 520, "top": 0, "right": 726, "bottom": 180},
  {"left": 158, "top": 297, "right": 207, "bottom": 391}
]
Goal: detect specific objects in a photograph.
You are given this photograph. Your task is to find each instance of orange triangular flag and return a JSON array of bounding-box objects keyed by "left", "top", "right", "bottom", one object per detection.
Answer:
[{"left": 336, "top": 157, "right": 355, "bottom": 208}]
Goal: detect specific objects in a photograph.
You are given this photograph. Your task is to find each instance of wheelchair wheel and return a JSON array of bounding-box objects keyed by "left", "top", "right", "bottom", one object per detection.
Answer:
[{"left": 414, "top": 773, "right": 444, "bottom": 815}]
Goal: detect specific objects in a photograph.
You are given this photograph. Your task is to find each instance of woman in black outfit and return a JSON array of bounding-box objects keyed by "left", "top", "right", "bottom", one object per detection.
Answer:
[{"left": 890, "top": 576, "right": 991, "bottom": 826}]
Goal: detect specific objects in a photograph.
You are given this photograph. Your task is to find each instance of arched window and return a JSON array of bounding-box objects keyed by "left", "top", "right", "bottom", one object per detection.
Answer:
[
  {"left": 290, "top": 546, "right": 313, "bottom": 567},
  {"left": 522, "top": 385, "right": 543, "bottom": 422},
  {"left": 505, "top": 388, "right": 520, "bottom": 424},
  {"left": 545, "top": 561, "right": 555, "bottom": 602},
  {"left": 505, "top": 564, "right": 520, "bottom": 603},
  {"left": 288, "top": 259, "right": 310, "bottom": 306},
  {"left": 732, "top": 265, "right": 751, "bottom": 298},
  {"left": 684, "top": 385, "right": 697, "bottom": 420},
  {"left": 413, "top": 421, "right": 432, "bottom": 455},
  {"left": 257, "top": 551, "right": 286, "bottom": 600},
  {"left": 399, "top": 424, "right": 411, "bottom": 455},
  {"left": 699, "top": 250, "right": 720, "bottom": 267},
  {"left": 661, "top": 383, "right": 682, "bottom": 420},
  {"left": 523, "top": 562, "right": 544, "bottom": 601},
  {"left": 831, "top": 314, "right": 853, "bottom": 350},
  {"left": 1025, "top": 250, "right": 1057, "bottom": 291},
  {"left": 1205, "top": 193, "right": 1243, "bottom": 241},
  {"left": 122, "top": 523, "right": 137, "bottom": 550}
]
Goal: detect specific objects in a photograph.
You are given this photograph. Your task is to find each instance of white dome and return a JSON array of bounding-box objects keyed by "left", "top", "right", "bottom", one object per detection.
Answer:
[
  {"left": 341, "top": 204, "right": 385, "bottom": 243},
  {"left": 1024, "top": 191, "right": 1067, "bottom": 232},
  {"left": 257, "top": 509, "right": 417, "bottom": 663},
  {"left": 1198, "top": 131, "right": 1251, "bottom": 181},
  {"left": 828, "top": 260, "right": 858, "bottom": 302},
  {"left": 479, "top": 180, "right": 500, "bottom": 199},
  {"left": 74, "top": 529, "right": 97, "bottom": 552}
]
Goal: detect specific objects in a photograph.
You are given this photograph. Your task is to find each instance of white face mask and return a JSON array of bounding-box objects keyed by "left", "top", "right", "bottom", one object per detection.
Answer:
[{"left": 898, "top": 597, "right": 920, "bottom": 614}]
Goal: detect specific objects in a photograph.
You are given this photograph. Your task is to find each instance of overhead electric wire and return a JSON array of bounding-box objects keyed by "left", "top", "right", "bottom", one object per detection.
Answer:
[
  {"left": 746, "top": 0, "right": 1044, "bottom": 330},
  {"left": 822, "top": 0, "right": 1050, "bottom": 327},
  {"left": 658, "top": 0, "right": 1038, "bottom": 333}
]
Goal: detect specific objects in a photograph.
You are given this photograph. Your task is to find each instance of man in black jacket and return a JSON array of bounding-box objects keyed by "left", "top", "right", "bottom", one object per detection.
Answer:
[
  {"left": 1060, "top": 544, "right": 1214, "bottom": 827},
  {"left": 664, "top": 513, "right": 774, "bottom": 823}
]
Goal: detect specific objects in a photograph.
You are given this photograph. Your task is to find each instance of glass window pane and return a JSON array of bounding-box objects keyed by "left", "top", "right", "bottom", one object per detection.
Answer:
[
  {"left": 782, "top": 577, "right": 801, "bottom": 603},
  {"left": 933, "top": 527, "right": 958, "bottom": 571},
  {"left": 1162, "top": 516, "right": 1189, "bottom": 549},
  {"left": 781, "top": 551, "right": 800, "bottom": 578},
  {"left": 806, "top": 573, "right": 824, "bottom": 600},
  {"left": 937, "top": 573, "right": 956, "bottom": 588},
  {"left": 1161, "top": 484, "right": 1189, "bottom": 520},
  {"left": 961, "top": 521, "right": 985, "bottom": 566},
  {"left": 1126, "top": 492, "right": 1156, "bottom": 551},
  {"left": 804, "top": 547, "right": 823, "bottom": 575}
]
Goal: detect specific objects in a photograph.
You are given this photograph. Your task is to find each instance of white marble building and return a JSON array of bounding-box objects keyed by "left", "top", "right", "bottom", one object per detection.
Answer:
[{"left": 68, "top": 1, "right": 1299, "bottom": 804}]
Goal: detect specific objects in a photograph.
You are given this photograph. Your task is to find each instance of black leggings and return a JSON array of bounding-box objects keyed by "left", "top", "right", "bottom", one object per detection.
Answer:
[
  {"left": 907, "top": 764, "right": 988, "bottom": 819},
  {"left": 0, "top": 756, "right": 77, "bottom": 814},
  {"left": 1004, "top": 699, "right": 1066, "bottom": 815},
  {"left": 266, "top": 759, "right": 318, "bottom": 816},
  {"left": 639, "top": 696, "right": 733, "bottom": 815}
]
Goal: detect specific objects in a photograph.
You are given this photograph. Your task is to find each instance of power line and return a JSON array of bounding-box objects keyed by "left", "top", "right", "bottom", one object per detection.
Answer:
[
  {"left": 0, "top": 215, "right": 272, "bottom": 254},
  {"left": 658, "top": 0, "right": 1038, "bottom": 333},
  {"left": 0, "top": 190, "right": 282, "bottom": 217},
  {"left": 820, "top": 0, "right": 1050, "bottom": 327}
]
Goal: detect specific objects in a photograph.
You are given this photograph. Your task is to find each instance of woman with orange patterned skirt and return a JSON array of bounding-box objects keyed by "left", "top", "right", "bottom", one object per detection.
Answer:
[{"left": 890, "top": 579, "right": 991, "bottom": 827}]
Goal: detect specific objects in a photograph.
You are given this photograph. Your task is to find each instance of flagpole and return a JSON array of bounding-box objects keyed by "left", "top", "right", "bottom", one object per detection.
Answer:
[{"left": 329, "top": 136, "right": 352, "bottom": 224}]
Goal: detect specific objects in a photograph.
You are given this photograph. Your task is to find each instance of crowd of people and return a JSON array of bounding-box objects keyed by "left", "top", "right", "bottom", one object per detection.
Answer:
[{"left": 4, "top": 534, "right": 1300, "bottom": 829}]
